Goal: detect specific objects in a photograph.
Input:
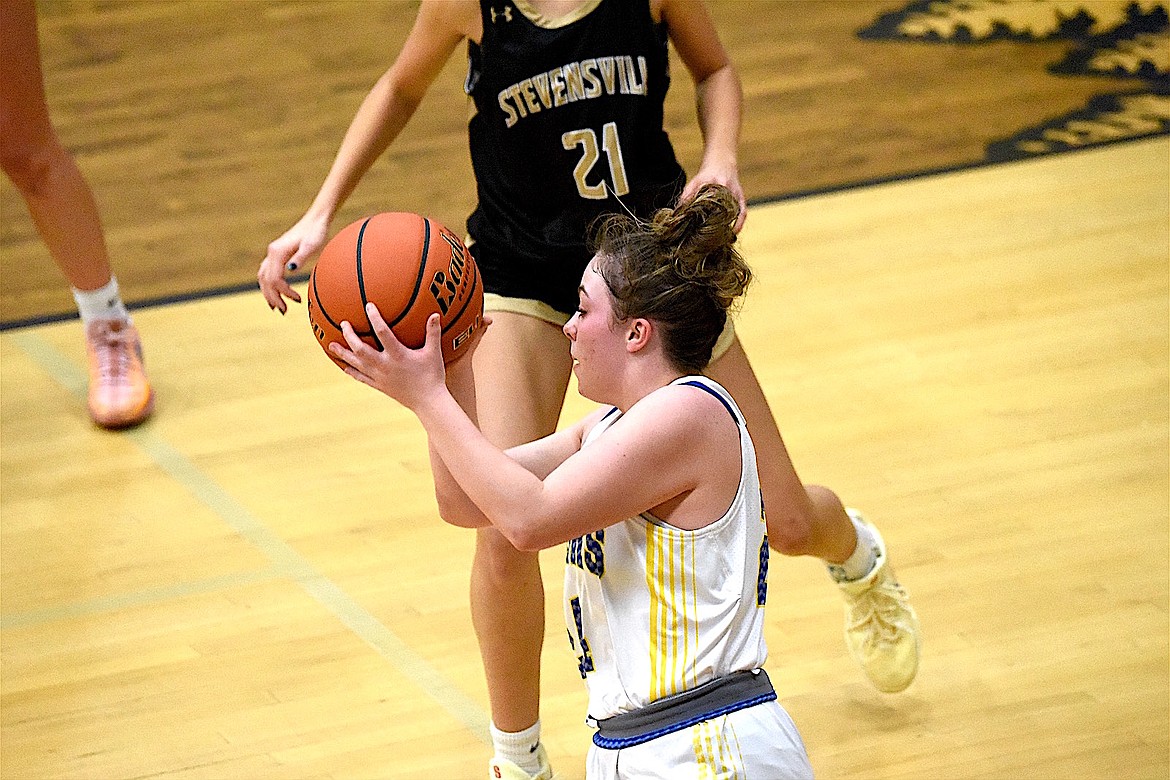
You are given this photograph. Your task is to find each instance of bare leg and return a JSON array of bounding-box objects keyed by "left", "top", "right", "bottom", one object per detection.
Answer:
[
  {"left": 707, "top": 336, "right": 857, "bottom": 562},
  {"left": 469, "top": 312, "right": 574, "bottom": 732},
  {"left": 0, "top": 0, "right": 113, "bottom": 292},
  {"left": 1, "top": 0, "right": 153, "bottom": 429},
  {"left": 708, "top": 335, "right": 921, "bottom": 692}
]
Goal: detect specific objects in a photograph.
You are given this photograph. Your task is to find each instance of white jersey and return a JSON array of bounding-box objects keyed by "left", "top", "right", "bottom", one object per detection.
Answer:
[{"left": 563, "top": 375, "right": 771, "bottom": 721}]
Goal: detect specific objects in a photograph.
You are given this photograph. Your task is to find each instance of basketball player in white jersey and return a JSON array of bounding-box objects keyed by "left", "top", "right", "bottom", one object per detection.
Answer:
[
  {"left": 261, "top": 1, "right": 919, "bottom": 776},
  {"left": 331, "top": 185, "right": 814, "bottom": 778}
]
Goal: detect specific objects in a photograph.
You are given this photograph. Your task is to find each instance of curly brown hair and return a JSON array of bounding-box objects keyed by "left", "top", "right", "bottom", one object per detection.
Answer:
[{"left": 590, "top": 184, "right": 752, "bottom": 373}]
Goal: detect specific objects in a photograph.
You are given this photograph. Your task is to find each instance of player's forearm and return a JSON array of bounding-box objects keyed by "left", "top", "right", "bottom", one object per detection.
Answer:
[
  {"left": 308, "top": 75, "right": 422, "bottom": 220},
  {"left": 694, "top": 64, "right": 742, "bottom": 170},
  {"left": 416, "top": 391, "right": 550, "bottom": 549}
]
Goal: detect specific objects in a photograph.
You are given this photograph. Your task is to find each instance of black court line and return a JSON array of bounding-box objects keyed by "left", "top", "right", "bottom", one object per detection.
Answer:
[{"left": 0, "top": 274, "right": 306, "bottom": 332}]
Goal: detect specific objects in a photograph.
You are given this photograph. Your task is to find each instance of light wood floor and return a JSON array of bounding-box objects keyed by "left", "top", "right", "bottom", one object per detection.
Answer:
[{"left": 2, "top": 137, "right": 1167, "bottom": 779}]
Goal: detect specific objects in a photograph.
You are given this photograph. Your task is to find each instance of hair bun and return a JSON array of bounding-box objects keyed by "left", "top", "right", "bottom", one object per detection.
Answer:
[{"left": 589, "top": 182, "right": 752, "bottom": 372}]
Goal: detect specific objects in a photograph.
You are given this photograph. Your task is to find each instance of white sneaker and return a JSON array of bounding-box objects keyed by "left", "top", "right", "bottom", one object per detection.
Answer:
[
  {"left": 837, "top": 510, "right": 921, "bottom": 693},
  {"left": 489, "top": 743, "right": 554, "bottom": 780}
]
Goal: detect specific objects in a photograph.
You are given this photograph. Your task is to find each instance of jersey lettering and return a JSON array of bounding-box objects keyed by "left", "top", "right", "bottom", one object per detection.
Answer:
[
  {"left": 497, "top": 56, "right": 648, "bottom": 128},
  {"left": 757, "top": 535, "right": 770, "bottom": 607},
  {"left": 566, "top": 529, "right": 605, "bottom": 576},
  {"left": 567, "top": 595, "right": 596, "bottom": 678}
]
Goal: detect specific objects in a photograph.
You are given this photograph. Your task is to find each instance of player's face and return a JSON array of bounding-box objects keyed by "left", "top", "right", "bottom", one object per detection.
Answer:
[{"left": 564, "top": 257, "right": 626, "bottom": 403}]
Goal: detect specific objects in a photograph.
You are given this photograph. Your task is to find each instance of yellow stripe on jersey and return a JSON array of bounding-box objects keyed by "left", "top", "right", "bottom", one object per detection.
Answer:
[
  {"left": 646, "top": 520, "right": 661, "bottom": 699},
  {"left": 645, "top": 522, "right": 699, "bottom": 701}
]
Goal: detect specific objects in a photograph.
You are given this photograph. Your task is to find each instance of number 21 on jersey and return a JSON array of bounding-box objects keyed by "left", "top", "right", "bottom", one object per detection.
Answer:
[{"left": 562, "top": 122, "right": 629, "bottom": 199}]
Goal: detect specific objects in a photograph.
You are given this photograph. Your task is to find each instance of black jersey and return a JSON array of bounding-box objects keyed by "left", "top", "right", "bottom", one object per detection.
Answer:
[{"left": 466, "top": 0, "right": 687, "bottom": 314}]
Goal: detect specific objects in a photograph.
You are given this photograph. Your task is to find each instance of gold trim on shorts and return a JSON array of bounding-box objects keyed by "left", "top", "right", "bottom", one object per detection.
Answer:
[
  {"left": 483, "top": 293, "right": 572, "bottom": 327},
  {"left": 481, "top": 293, "right": 738, "bottom": 363}
]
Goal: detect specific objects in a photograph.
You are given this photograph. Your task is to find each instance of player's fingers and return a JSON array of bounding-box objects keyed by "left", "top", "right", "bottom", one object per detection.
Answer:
[
  {"left": 425, "top": 313, "right": 441, "bottom": 341},
  {"left": 419, "top": 313, "right": 444, "bottom": 356},
  {"left": 261, "top": 286, "right": 287, "bottom": 314},
  {"left": 329, "top": 340, "right": 356, "bottom": 367},
  {"left": 364, "top": 303, "right": 401, "bottom": 349},
  {"left": 341, "top": 365, "right": 376, "bottom": 389},
  {"left": 266, "top": 273, "right": 300, "bottom": 300},
  {"left": 259, "top": 262, "right": 299, "bottom": 313},
  {"left": 338, "top": 321, "right": 370, "bottom": 357},
  {"left": 365, "top": 303, "right": 418, "bottom": 360},
  {"left": 285, "top": 246, "right": 312, "bottom": 273},
  {"left": 278, "top": 279, "right": 302, "bottom": 305}
]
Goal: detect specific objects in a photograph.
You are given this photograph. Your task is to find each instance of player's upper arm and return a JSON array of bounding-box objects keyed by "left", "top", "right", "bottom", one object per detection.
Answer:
[
  {"left": 509, "top": 387, "right": 733, "bottom": 549},
  {"left": 386, "top": 0, "right": 478, "bottom": 102},
  {"left": 658, "top": 0, "right": 732, "bottom": 84}
]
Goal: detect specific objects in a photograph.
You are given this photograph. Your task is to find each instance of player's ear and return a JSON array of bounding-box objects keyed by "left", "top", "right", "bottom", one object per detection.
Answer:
[{"left": 626, "top": 318, "right": 652, "bottom": 354}]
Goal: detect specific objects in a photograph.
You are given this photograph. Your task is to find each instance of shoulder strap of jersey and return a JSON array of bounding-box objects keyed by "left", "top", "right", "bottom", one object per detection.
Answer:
[{"left": 677, "top": 378, "right": 742, "bottom": 426}]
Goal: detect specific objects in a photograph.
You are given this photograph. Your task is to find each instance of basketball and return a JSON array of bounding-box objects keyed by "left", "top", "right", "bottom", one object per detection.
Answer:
[{"left": 307, "top": 212, "right": 484, "bottom": 369}]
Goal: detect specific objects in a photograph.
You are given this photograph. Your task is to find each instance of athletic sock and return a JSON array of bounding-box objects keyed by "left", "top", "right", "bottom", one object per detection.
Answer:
[
  {"left": 72, "top": 277, "right": 129, "bottom": 324},
  {"left": 490, "top": 720, "right": 543, "bottom": 775},
  {"left": 828, "top": 515, "right": 879, "bottom": 582}
]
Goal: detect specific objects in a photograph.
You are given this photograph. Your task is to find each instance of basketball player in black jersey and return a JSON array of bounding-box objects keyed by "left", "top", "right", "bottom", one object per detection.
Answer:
[{"left": 259, "top": 2, "right": 920, "bottom": 778}]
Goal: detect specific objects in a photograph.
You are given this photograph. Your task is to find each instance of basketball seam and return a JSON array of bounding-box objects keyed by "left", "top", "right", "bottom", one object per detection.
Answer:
[
  {"left": 354, "top": 216, "right": 372, "bottom": 322},
  {"left": 384, "top": 216, "right": 430, "bottom": 330},
  {"left": 353, "top": 217, "right": 381, "bottom": 347},
  {"left": 311, "top": 266, "right": 374, "bottom": 339}
]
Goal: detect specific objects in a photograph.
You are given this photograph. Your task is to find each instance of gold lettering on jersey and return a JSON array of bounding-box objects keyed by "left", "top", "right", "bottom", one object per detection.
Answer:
[
  {"left": 550, "top": 70, "right": 567, "bottom": 107},
  {"left": 581, "top": 59, "right": 602, "bottom": 98},
  {"left": 532, "top": 73, "right": 552, "bottom": 110},
  {"left": 498, "top": 56, "right": 648, "bottom": 128},
  {"left": 597, "top": 57, "right": 617, "bottom": 93},
  {"left": 519, "top": 79, "right": 541, "bottom": 115},
  {"left": 562, "top": 62, "right": 584, "bottom": 102},
  {"left": 497, "top": 84, "right": 524, "bottom": 126}
]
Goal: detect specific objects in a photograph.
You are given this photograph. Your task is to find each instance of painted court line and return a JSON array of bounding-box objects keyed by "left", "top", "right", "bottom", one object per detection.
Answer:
[
  {"left": 4, "top": 329, "right": 491, "bottom": 744},
  {"left": 0, "top": 568, "right": 282, "bottom": 631}
]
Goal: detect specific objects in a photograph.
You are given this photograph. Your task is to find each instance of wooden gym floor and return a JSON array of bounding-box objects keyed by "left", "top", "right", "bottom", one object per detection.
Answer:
[{"left": 2, "top": 2, "right": 1168, "bottom": 779}]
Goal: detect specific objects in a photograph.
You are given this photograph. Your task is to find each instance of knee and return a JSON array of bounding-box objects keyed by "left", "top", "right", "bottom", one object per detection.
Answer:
[
  {"left": 766, "top": 484, "right": 843, "bottom": 557},
  {"left": 766, "top": 509, "right": 814, "bottom": 557},
  {"left": 0, "top": 135, "right": 60, "bottom": 196},
  {"left": 475, "top": 527, "right": 540, "bottom": 581}
]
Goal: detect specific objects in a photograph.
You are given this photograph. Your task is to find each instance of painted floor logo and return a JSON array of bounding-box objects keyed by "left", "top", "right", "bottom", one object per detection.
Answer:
[{"left": 859, "top": 0, "right": 1169, "bottom": 161}]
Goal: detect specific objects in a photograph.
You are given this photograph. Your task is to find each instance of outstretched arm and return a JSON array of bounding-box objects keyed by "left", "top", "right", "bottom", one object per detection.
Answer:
[{"left": 259, "top": 0, "right": 478, "bottom": 312}]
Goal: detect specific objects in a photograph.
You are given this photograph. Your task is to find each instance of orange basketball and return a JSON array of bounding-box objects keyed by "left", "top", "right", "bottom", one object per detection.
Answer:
[{"left": 307, "top": 212, "right": 483, "bottom": 369}]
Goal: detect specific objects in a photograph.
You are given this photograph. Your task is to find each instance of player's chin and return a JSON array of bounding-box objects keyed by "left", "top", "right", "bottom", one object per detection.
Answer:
[{"left": 573, "top": 366, "right": 603, "bottom": 404}]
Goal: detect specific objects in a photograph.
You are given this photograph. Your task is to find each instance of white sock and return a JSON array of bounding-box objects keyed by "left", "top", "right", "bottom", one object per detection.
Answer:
[
  {"left": 72, "top": 277, "right": 129, "bottom": 324},
  {"left": 828, "top": 514, "right": 879, "bottom": 582},
  {"left": 490, "top": 720, "right": 543, "bottom": 774}
]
